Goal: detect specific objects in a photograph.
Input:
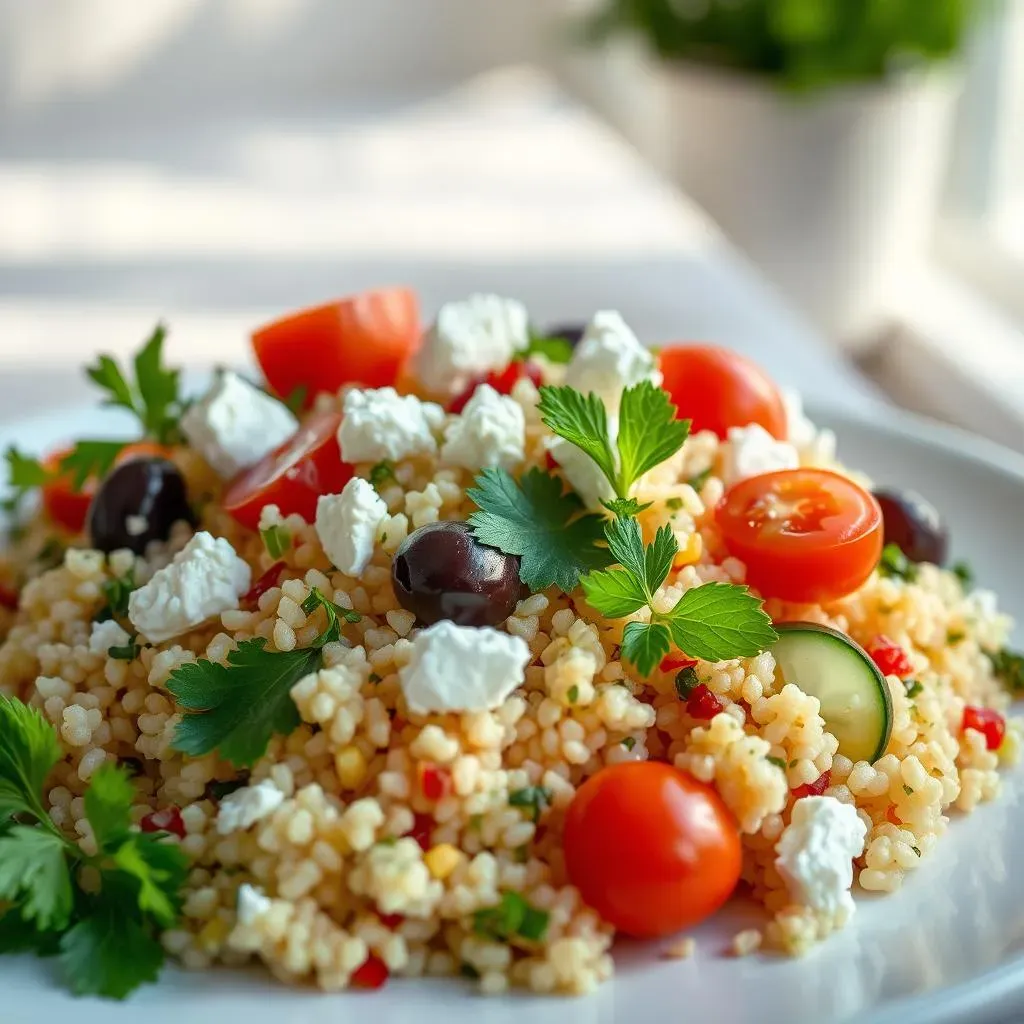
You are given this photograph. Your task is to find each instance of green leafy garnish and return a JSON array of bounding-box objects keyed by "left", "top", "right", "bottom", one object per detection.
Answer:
[
  {"left": 538, "top": 381, "right": 690, "bottom": 504},
  {"left": 283, "top": 385, "right": 308, "bottom": 415},
  {"left": 468, "top": 467, "right": 611, "bottom": 593},
  {"left": 582, "top": 516, "right": 776, "bottom": 675},
  {"left": 878, "top": 543, "right": 918, "bottom": 582},
  {"left": 260, "top": 524, "right": 292, "bottom": 559},
  {"left": 369, "top": 461, "right": 396, "bottom": 488},
  {"left": 168, "top": 588, "right": 357, "bottom": 765},
  {"left": 107, "top": 639, "right": 141, "bottom": 662},
  {"left": 766, "top": 756, "right": 786, "bottom": 770},
  {"left": 621, "top": 736, "right": 636, "bottom": 751},
  {"left": 508, "top": 786, "right": 552, "bottom": 823},
  {"left": 2, "top": 447, "right": 51, "bottom": 520},
  {"left": 94, "top": 568, "right": 136, "bottom": 623},
  {"left": 472, "top": 891, "right": 550, "bottom": 943},
  {"left": 951, "top": 561, "right": 974, "bottom": 589},
  {"left": 523, "top": 331, "right": 574, "bottom": 365},
  {"left": 674, "top": 665, "right": 699, "bottom": 698},
  {"left": 988, "top": 647, "right": 1024, "bottom": 692},
  {"left": 904, "top": 679, "right": 923, "bottom": 698},
  {"left": 0, "top": 697, "right": 187, "bottom": 999},
  {"left": 665, "top": 496, "right": 683, "bottom": 511},
  {"left": 686, "top": 467, "right": 712, "bottom": 492}
]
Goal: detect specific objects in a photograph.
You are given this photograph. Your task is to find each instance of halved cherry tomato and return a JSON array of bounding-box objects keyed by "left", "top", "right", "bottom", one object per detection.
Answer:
[
  {"left": 564, "top": 762, "right": 741, "bottom": 938},
  {"left": 963, "top": 706, "right": 1005, "bottom": 751},
  {"left": 449, "top": 361, "right": 543, "bottom": 414},
  {"left": 716, "top": 468, "right": 883, "bottom": 604},
  {"left": 223, "top": 411, "right": 352, "bottom": 530},
  {"left": 658, "top": 345, "right": 786, "bottom": 439},
  {"left": 252, "top": 289, "right": 420, "bottom": 408},
  {"left": 41, "top": 441, "right": 171, "bottom": 534}
]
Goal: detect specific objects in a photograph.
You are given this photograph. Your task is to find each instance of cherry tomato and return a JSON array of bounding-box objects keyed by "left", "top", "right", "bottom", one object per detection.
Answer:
[
  {"left": 223, "top": 411, "right": 353, "bottom": 530},
  {"left": 658, "top": 345, "right": 786, "bottom": 439},
  {"left": 449, "top": 361, "right": 544, "bottom": 414},
  {"left": 962, "top": 706, "right": 1005, "bottom": 751},
  {"left": 41, "top": 442, "right": 172, "bottom": 534},
  {"left": 716, "top": 468, "right": 883, "bottom": 604},
  {"left": 252, "top": 288, "right": 420, "bottom": 407},
  {"left": 866, "top": 636, "right": 913, "bottom": 679},
  {"left": 563, "top": 762, "right": 741, "bottom": 938}
]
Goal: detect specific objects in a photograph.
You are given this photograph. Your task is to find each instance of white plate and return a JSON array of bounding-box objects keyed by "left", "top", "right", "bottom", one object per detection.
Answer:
[{"left": 2, "top": 401, "right": 1024, "bottom": 1024}]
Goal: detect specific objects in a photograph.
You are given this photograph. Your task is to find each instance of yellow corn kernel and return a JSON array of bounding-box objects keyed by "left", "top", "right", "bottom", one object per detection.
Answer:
[
  {"left": 334, "top": 745, "right": 368, "bottom": 789},
  {"left": 424, "top": 843, "right": 463, "bottom": 880},
  {"left": 673, "top": 532, "right": 703, "bottom": 568},
  {"left": 196, "top": 916, "right": 231, "bottom": 952}
]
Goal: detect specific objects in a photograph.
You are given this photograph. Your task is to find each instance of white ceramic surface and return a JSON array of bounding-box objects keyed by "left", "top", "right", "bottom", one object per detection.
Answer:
[{"left": 1, "top": 401, "right": 1023, "bottom": 1024}]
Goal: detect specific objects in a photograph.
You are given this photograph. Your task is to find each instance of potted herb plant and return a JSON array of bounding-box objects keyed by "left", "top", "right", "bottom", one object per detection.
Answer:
[{"left": 582, "top": 0, "right": 984, "bottom": 345}]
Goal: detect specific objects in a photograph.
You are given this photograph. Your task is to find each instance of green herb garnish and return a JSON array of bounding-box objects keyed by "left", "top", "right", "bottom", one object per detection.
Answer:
[
  {"left": 369, "top": 461, "right": 396, "bottom": 489},
  {"left": 282, "top": 385, "right": 308, "bottom": 415},
  {"left": 523, "top": 331, "right": 573, "bottom": 365},
  {"left": 621, "top": 737, "right": 636, "bottom": 751},
  {"left": 508, "top": 786, "right": 553, "bottom": 823},
  {"left": 904, "top": 679, "right": 923, "bottom": 698},
  {"left": 878, "top": 543, "right": 918, "bottom": 583},
  {"left": 94, "top": 569, "right": 136, "bottom": 623},
  {"left": 472, "top": 891, "right": 550, "bottom": 943},
  {"left": 987, "top": 647, "right": 1024, "bottom": 692},
  {"left": 951, "top": 561, "right": 974, "bottom": 589},
  {"left": 665, "top": 496, "right": 683, "bottom": 511},
  {"left": 686, "top": 467, "right": 712, "bottom": 492},
  {"left": 674, "top": 665, "right": 699, "bottom": 698},
  {"left": 260, "top": 524, "right": 292, "bottom": 559},
  {"left": 766, "top": 756, "right": 786, "bottom": 770}
]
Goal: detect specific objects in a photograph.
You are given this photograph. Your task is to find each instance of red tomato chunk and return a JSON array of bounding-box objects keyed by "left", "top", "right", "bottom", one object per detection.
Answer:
[
  {"left": 793, "top": 770, "right": 831, "bottom": 800},
  {"left": 686, "top": 683, "right": 725, "bottom": 720},
  {"left": 867, "top": 636, "right": 914, "bottom": 679},
  {"left": 351, "top": 955, "right": 389, "bottom": 990},
  {"left": 962, "top": 706, "right": 1005, "bottom": 751},
  {"left": 418, "top": 763, "right": 452, "bottom": 801},
  {"left": 140, "top": 807, "right": 187, "bottom": 840},
  {"left": 449, "top": 361, "right": 543, "bottom": 414}
]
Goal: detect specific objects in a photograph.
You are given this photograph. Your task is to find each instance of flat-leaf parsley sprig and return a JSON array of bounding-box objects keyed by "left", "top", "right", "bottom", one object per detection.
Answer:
[
  {"left": 538, "top": 380, "right": 690, "bottom": 515},
  {"left": 168, "top": 587, "right": 360, "bottom": 766},
  {"left": 582, "top": 516, "right": 777, "bottom": 675},
  {"left": 0, "top": 695, "right": 188, "bottom": 1000}
]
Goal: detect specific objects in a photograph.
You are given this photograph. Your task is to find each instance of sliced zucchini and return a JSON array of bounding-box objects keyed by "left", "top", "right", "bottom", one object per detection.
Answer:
[{"left": 772, "top": 622, "right": 892, "bottom": 763}]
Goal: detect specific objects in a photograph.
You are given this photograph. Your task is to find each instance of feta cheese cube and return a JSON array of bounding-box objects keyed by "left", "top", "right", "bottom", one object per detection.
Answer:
[
  {"left": 564, "top": 311, "right": 661, "bottom": 408},
  {"left": 415, "top": 294, "right": 530, "bottom": 396},
  {"left": 128, "top": 531, "right": 252, "bottom": 644},
  {"left": 88, "top": 619, "right": 131, "bottom": 657},
  {"left": 316, "top": 477, "right": 388, "bottom": 577},
  {"left": 399, "top": 621, "right": 530, "bottom": 715},
  {"left": 548, "top": 414, "right": 618, "bottom": 511},
  {"left": 338, "top": 387, "right": 444, "bottom": 464},
  {"left": 721, "top": 424, "right": 799, "bottom": 486},
  {"left": 216, "top": 779, "right": 286, "bottom": 834},
  {"left": 774, "top": 796, "right": 866, "bottom": 919},
  {"left": 181, "top": 371, "right": 298, "bottom": 479},
  {"left": 781, "top": 387, "right": 837, "bottom": 465},
  {"left": 440, "top": 384, "right": 526, "bottom": 472},
  {"left": 236, "top": 883, "right": 273, "bottom": 925}
]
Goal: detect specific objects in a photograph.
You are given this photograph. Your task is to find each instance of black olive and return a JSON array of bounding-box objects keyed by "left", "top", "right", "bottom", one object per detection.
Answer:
[
  {"left": 873, "top": 487, "right": 949, "bottom": 566},
  {"left": 392, "top": 521, "right": 523, "bottom": 628},
  {"left": 88, "top": 457, "right": 196, "bottom": 554},
  {"left": 543, "top": 322, "right": 586, "bottom": 348}
]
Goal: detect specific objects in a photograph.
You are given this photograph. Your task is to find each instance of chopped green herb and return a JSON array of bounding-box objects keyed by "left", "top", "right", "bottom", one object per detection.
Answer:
[
  {"left": 513, "top": 844, "right": 529, "bottom": 864},
  {"left": 766, "top": 756, "right": 786, "bottom": 770},
  {"left": 674, "top": 666, "right": 699, "bottom": 699},
  {"left": 903, "top": 784, "right": 914, "bottom": 796},
  {"left": 206, "top": 777, "right": 248, "bottom": 801},
  {"left": 473, "top": 892, "right": 550, "bottom": 944},
  {"left": 107, "top": 641, "right": 141, "bottom": 662},
  {"left": 57, "top": 442, "right": 128, "bottom": 492},
  {"left": 459, "top": 962, "right": 480, "bottom": 980},
  {"left": 468, "top": 814, "right": 483, "bottom": 832},
  {"left": 508, "top": 786, "right": 552, "bottom": 823},
  {"left": 686, "top": 467, "right": 712, "bottom": 492},
  {"left": 523, "top": 331, "right": 574, "bottom": 365},
  {"left": 369, "top": 461, "right": 396, "bottom": 488},
  {"left": 375, "top": 836, "right": 398, "bottom": 848},
  {"left": 567, "top": 684, "right": 579, "bottom": 704},
  {"left": 904, "top": 679, "right": 923, "bottom": 698},
  {"left": 911, "top": 846, "right": 921, "bottom": 857},
  {"left": 621, "top": 736, "right": 636, "bottom": 751},
  {"left": 282, "top": 385, "right": 308, "bottom": 415},
  {"left": 94, "top": 569, "right": 136, "bottom": 623},
  {"left": 259, "top": 524, "right": 292, "bottom": 559},
  {"left": 878, "top": 543, "right": 918, "bottom": 583},
  {"left": 368, "top": 673, "right": 382, "bottom": 684},
  {"left": 950, "top": 561, "right": 974, "bottom": 589},
  {"left": 789, "top": 759, "right": 798, "bottom": 768},
  {"left": 665, "top": 497, "right": 683, "bottom": 511},
  {"left": 987, "top": 647, "right": 1024, "bottom": 692},
  {"left": 946, "top": 630, "right": 965, "bottom": 645},
  {"left": 36, "top": 537, "right": 66, "bottom": 570}
]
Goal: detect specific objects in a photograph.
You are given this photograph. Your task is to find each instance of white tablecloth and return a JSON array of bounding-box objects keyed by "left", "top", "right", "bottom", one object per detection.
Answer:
[{"left": 0, "top": 67, "right": 880, "bottom": 420}]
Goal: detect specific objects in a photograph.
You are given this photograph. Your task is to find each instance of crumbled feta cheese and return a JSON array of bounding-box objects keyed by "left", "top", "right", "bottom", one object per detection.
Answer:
[
  {"left": 548, "top": 414, "right": 618, "bottom": 511},
  {"left": 181, "top": 371, "right": 298, "bottom": 479},
  {"left": 125, "top": 514, "right": 149, "bottom": 538},
  {"left": 316, "top": 477, "right": 388, "bottom": 577},
  {"left": 415, "top": 294, "right": 530, "bottom": 396},
  {"left": 781, "top": 387, "right": 837, "bottom": 465},
  {"left": 338, "top": 387, "right": 444, "bottom": 464},
  {"left": 564, "top": 311, "right": 661, "bottom": 408},
  {"left": 128, "top": 531, "right": 252, "bottom": 644},
  {"left": 440, "top": 384, "right": 525, "bottom": 472},
  {"left": 399, "top": 621, "right": 530, "bottom": 714},
  {"left": 236, "top": 883, "right": 273, "bottom": 925},
  {"left": 721, "top": 424, "right": 799, "bottom": 486},
  {"left": 88, "top": 619, "right": 130, "bottom": 656},
  {"left": 216, "top": 780, "right": 286, "bottom": 834},
  {"left": 774, "top": 796, "right": 866, "bottom": 920}
]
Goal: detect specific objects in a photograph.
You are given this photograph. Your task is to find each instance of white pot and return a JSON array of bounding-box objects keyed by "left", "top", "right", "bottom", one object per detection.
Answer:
[{"left": 655, "top": 63, "right": 960, "bottom": 347}]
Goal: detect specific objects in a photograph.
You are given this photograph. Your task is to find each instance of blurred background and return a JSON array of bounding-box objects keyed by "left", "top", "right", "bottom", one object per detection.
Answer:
[{"left": 2, "top": 0, "right": 1024, "bottom": 448}]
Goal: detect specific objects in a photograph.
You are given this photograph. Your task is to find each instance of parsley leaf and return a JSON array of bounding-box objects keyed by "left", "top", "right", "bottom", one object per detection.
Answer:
[
  {"left": 582, "top": 518, "right": 675, "bottom": 617},
  {"left": 615, "top": 381, "right": 690, "bottom": 493},
  {"left": 0, "top": 695, "right": 62, "bottom": 823},
  {"left": 537, "top": 387, "right": 617, "bottom": 488},
  {"left": 260, "top": 524, "right": 292, "bottom": 559},
  {"left": 581, "top": 568, "right": 647, "bottom": 618},
  {"left": 666, "top": 582, "right": 779, "bottom": 663},
  {"left": 508, "top": 786, "right": 552, "bottom": 823},
  {"left": 523, "top": 332, "right": 574, "bottom": 365},
  {"left": 878, "top": 543, "right": 918, "bottom": 582},
  {"left": 94, "top": 568, "right": 136, "bottom": 623},
  {"left": 473, "top": 891, "right": 550, "bottom": 943},
  {"left": 369, "top": 460, "right": 396, "bottom": 488},
  {"left": 0, "top": 826, "right": 74, "bottom": 931},
  {"left": 84, "top": 762, "right": 136, "bottom": 851},
  {"left": 687, "top": 467, "right": 712, "bottom": 492},
  {"left": 621, "top": 621, "right": 672, "bottom": 676},
  {"left": 86, "top": 355, "right": 136, "bottom": 413},
  {"left": 603, "top": 497, "right": 652, "bottom": 518},
  {"left": 988, "top": 647, "right": 1024, "bottom": 692},
  {"left": 2, "top": 447, "right": 51, "bottom": 521},
  {"left": 468, "top": 467, "right": 611, "bottom": 593},
  {"left": 283, "top": 385, "right": 308, "bottom": 415},
  {"left": 951, "top": 561, "right": 974, "bottom": 589},
  {"left": 58, "top": 441, "right": 128, "bottom": 491}
]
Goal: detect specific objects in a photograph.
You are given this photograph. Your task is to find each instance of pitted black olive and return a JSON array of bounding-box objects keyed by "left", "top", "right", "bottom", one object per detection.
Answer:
[{"left": 873, "top": 488, "right": 949, "bottom": 566}]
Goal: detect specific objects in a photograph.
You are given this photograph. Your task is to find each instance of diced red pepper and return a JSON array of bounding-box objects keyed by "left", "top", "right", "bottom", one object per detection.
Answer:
[
  {"left": 449, "top": 361, "right": 543, "bottom": 414},
  {"left": 886, "top": 805, "right": 901, "bottom": 825},
  {"left": 792, "top": 770, "right": 831, "bottom": 800},
  {"left": 378, "top": 912, "right": 404, "bottom": 929},
  {"left": 544, "top": 450, "right": 558, "bottom": 472},
  {"left": 409, "top": 812, "right": 434, "bottom": 851},
  {"left": 867, "top": 636, "right": 914, "bottom": 679},
  {"left": 351, "top": 954, "right": 389, "bottom": 990},
  {"left": 660, "top": 653, "right": 698, "bottom": 674},
  {"left": 962, "top": 705, "right": 1006, "bottom": 751},
  {"left": 685, "top": 684, "right": 724, "bottom": 721},
  {"left": 243, "top": 561, "right": 287, "bottom": 608},
  {"left": 418, "top": 763, "right": 452, "bottom": 802},
  {"left": 0, "top": 584, "right": 19, "bottom": 611},
  {"left": 140, "top": 806, "right": 187, "bottom": 840}
]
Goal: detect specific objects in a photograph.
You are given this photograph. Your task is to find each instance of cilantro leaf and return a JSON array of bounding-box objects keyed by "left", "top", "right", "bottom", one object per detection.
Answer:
[
  {"left": 473, "top": 891, "right": 550, "bottom": 943},
  {"left": 84, "top": 762, "right": 135, "bottom": 851},
  {"left": 133, "top": 325, "right": 181, "bottom": 443},
  {"left": 878, "top": 542, "right": 918, "bottom": 582},
  {"left": 0, "top": 694, "right": 62, "bottom": 823},
  {"left": 0, "top": 826, "right": 74, "bottom": 931},
  {"left": 666, "top": 582, "right": 778, "bottom": 662},
  {"left": 58, "top": 441, "right": 128, "bottom": 491},
  {"left": 85, "top": 355, "right": 136, "bottom": 413},
  {"left": 537, "top": 387, "right": 618, "bottom": 489},
  {"left": 94, "top": 568, "right": 136, "bottom": 623},
  {"left": 988, "top": 647, "right": 1024, "bottom": 692},
  {"left": 687, "top": 467, "right": 712, "bottom": 492},
  {"left": 168, "top": 638, "right": 314, "bottom": 767},
  {"left": 523, "top": 332, "right": 574, "bottom": 365},
  {"left": 508, "top": 785, "right": 552, "bottom": 823},
  {"left": 615, "top": 380, "right": 690, "bottom": 492},
  {"left": 468, "top": 467, "right": 611, "bottom": 593},
  {"left": 621, "top": 620, "right": 672, "bottom": 676},
  {"left": 644, "top": 524, "right": 678, "bottom": 596},
  {"left": 581, "top": 568, "right": 648, "bottom": 618},
  {"left": 603, "top": 497, "right": 651, "bottom": 518},
  {"left": 112, "top": 836, "right": 187, "bottom": 927},
  {"left": 58, "top": 895, "right": 165, "bottom": 1001},
  {"left": 3, "top": 447, "right": 51, "bottom": 522},
  {"left": 603, "top": 515, "right": 649, "bottom": 593}
]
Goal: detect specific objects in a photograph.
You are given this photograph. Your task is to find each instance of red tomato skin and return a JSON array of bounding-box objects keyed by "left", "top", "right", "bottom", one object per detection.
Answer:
[
  {"left": 716, "top": 469, "right": 884, "bottom": 605},
  {"left": 962, "top": 706, "right": 1005, "bottom": 751},
  {"left": 563, "top": 762, "right": 742, "bottom": 939},
  {"left": 793, "top": 770, "right": 831, "bottom": 800},
  {"left": 252, "top": 288, "right": 420, "bottom": 406},
  {"left": 223, "top": 412, "right": 353, "bottom": 530},
  {"left": 867, "top": 637, "right": 914, "bottom": 678},
  {"left": 659, "top": 345, "right": 787, "bottom": 440}
]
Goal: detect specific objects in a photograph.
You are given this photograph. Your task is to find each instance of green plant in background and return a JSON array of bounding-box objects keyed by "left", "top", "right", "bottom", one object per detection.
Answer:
[{"left": 587, "top": 0, "right": 984, "bottom": 93}]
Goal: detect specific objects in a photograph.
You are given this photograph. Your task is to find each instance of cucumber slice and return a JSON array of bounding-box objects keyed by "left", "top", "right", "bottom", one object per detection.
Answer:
[{"left": 772, "top": 622, "right": 893, "bottom": 763}]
